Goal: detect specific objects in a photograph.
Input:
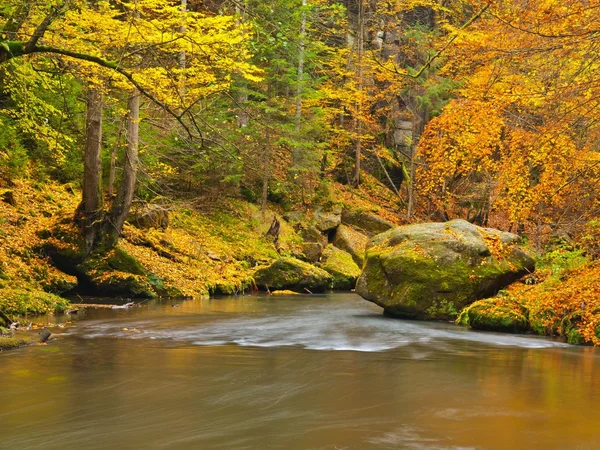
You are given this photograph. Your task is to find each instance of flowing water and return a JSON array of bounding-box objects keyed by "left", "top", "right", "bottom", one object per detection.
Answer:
[{"left": 1, "top": 293, "right": 598, "bottom": 449}]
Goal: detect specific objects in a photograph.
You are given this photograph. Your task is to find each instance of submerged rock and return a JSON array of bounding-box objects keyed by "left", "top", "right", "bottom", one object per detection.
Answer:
[
  {"left": 332, "top": 225, "right": 369, "bottom": 267},
  {"left": 356, "top": 220, "right": 535, "bottom": 320},
  {"left": 319, "top": 245, "right": 362, "bottom": 290},
  {"left": 254, "top": 257, "right": 332, "bottom": 292}
]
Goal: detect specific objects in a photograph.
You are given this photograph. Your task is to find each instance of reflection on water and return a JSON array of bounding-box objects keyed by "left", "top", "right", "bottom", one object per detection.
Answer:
[{"left": 0, "top": 293, "right": 598, "bottom": 450}]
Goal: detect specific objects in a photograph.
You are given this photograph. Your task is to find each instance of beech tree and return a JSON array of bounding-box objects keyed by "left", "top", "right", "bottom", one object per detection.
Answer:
[{"left": 1, "top": 0, "right": 259, "bottom": 251}]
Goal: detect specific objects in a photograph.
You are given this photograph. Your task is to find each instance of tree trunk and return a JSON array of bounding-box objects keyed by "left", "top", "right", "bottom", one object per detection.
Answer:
[
  {"left": 107, "top": 89, "right": 140, "bottom": 245},
  {"left": 235, "top": 2, "right": 249, "bottom": 128},
  {"left": 292, "top": 0, "right": 307, "bottom": 167},
  {"left": 179, "top": 0, "right": 187, "bottom": 102},
  {"left": 107, "top": 119, "right": 124, "bottom": 197},
  {"left": 407, "top": 102, "right": 430, "bottom": 219},
  {"left": 261, "top": 128, "right": 271, "bottom": 217},
  {"left": 352, "top": 0, "right": 364, "bottom": 188},
  {"left": 80, "top": 87, "right": 104, "bottom": 251}
]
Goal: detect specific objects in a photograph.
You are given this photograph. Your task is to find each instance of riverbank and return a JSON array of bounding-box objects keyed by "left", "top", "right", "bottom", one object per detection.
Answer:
[
  {"left": 1, "top": 179, "right": 599, "bottom": 346},
  {"left": 0, "top": 178, "right": 399, "bottom": 311}
]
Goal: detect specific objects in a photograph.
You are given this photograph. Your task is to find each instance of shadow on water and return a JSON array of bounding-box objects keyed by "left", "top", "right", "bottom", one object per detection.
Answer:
[{"left": 0, "top": 293, "right": 598, "bottom": 450}]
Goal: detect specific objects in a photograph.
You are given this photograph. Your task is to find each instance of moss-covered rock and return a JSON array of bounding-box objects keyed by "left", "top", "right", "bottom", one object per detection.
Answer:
[
  {"left": 40, "top": 270, "right": 78, "bottom": 295},
  {"left": 560, "top": 312, "right": 587, "bottom": 345},
  {"left": 332, "top": 224, "right": 369, "bottom": 267},
  {"left": 341, "top": 208, "right": 395, "bottom": 236},
  {"left": 319, "top": 245, "right": 361, "bottom": 290},
  {"left": 254, "top": 257, "right": 333, "bottom": 292},
  {"left": 312, "top": 208, "right": 342, "bottom": 232},
  {"left": 0, "top": 288, "right": 69, "bottom": 316},
  {"left": 299, "top": 226, "right": 328, "bottom": 263},
  {"left": 356, "top": 219, "right": 535, "bottom": 320},
  {"left": 0, "top": 336, "right": 26, "bottom": 351},
  {"left": 105, "top": 247, "right": 147, "bottom": 275},
  {"left": 457, "top": 298, "right": 530, "bottom": 333}
]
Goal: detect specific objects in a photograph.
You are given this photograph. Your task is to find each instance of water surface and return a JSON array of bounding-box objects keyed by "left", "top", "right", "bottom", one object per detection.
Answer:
[{"left": 1, "top": 293, "right": 598, "bottom": 449}]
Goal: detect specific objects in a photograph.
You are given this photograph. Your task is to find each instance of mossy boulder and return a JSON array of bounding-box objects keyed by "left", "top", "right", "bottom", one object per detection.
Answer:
[
  {"left": 356, "top": 219, "right": 535, "bottom": 320},
  {"left": 319, "top": 245, "right": 362, "bottom": 290},
  {"left": 341, "top": 208, "right": 395, "bottom": 236},
  {"left": 332, "top": 224, "right": 369, "bottom": 267},
  {"left": 457, "top": 298, "right": 530, "bottom": 333},
  {"left": 40, "top": 270, "right": 78, "bottom": 295},
  {"left": 0, "top": 288, "right": 70, "bottom": 316},
  {"left": 299, "top": 226, "right": 328, "bottom": 263},
  {"left": 0, "top": 336, "right": 26, "bottom": 351},
  {"left": 313, "top": 208, "right": 342, "bottom": 232},
  {"left": 254, "top": 257, "right": 333, "bottom": 292},
  {"left": 127, "top": 205, "right": 169, "bottom": 230},
  {"left": 71, "top": 247, "right": 154, "bottom": 297}
]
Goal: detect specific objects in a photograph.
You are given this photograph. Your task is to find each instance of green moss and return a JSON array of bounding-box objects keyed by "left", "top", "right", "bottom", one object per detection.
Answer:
[
  {"left": 560, "top": 312, "right": 588, "bottom": 345},
  {"left": 319, "top": 245, "right": 361, "bottom": 290},
  {"left": 147, "top": 273, "right": 186, "bottom": 298},
  {"left": 457, "top": 298, "right": 530, "bottom": 333},
  {"left": 254, "top": 257, "right": 332, "bottom": 292},
  {"left": 91, "top": 273, "right": 155, "bottom": 298},
  {"left": 0, "top": 288, "right": 69, "bottom": 316},
  {"left": 357, "top": 221, "right": 535, "bottom": 320},
  {"left": 0, "top": 336, "right": 25, "bottom": 351},
  {"left": 106, "top": 248, "right": 147, "bottom": 275}
]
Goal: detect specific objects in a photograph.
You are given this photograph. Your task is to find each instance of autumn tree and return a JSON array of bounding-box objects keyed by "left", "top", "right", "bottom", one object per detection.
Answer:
[
  {"left": 417, "top": 0, "right": 600, "bottom": 244},
  {"left": 0, "top": 0, "right": 259, "bottom": 251}
]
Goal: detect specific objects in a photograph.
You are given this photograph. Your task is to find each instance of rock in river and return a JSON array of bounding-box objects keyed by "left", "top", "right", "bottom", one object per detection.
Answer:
[
  {"left": 355, "top": 220, "right": 535, "bottom": 320},
  {"left": 254, "top": 257, "right": 333, "bottom": 292}
]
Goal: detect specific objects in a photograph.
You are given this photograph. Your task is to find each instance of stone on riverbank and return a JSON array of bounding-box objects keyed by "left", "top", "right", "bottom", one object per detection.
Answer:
[
  {"left": 319, "top": 245, "right": 361, "bottom": 290},
  {"left": 254, "top": 257, "right": 332, "bottom": 292},
  {"left": 356, "top": 219, "right": 535, "bottom": 320},
  {"left": 332, "top": 225, "right": 369, "bottom": 267},
  {"left": 341, "top": 209, "right": 395, "bottom": 236},
  {"left": 457, "top": 297, "right": 530, "bottom": 333}
]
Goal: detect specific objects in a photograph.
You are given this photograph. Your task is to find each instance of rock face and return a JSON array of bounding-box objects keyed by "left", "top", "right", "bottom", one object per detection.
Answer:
[
  {"left": 254, "top": 257, "right": 333, "bottom": 292},
  {"left": 332, "top": 225, "right": 369, "bottom": 267},
  {"left": 356, "top": 220, "right": 535, "bottom": 320},
  {"left": 319, "top": 245, "right": 362, "bottom": 290}
]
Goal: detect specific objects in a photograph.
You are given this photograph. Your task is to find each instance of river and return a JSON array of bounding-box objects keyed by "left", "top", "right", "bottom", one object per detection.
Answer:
[{"left": 0, "top": 293, "right": 598, "bottom": 449}]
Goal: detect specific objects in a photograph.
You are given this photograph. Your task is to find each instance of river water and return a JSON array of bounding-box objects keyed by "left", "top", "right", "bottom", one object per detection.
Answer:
[{"left": 1, "top": 293, "right": 598, "bottom": 449}]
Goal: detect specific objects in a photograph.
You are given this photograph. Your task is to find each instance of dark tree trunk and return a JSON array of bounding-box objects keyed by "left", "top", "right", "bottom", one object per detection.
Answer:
[
  {"left": 80, "top": 87, "right": 104, "bottom": 251},
  {"left": 106, "top": 89, "right": 140, "bottom": 246}
]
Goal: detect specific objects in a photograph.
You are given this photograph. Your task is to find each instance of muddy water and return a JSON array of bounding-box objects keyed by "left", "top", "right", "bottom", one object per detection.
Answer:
[{"left": 0, "top": 293, "right": 598, "bottom": 449}]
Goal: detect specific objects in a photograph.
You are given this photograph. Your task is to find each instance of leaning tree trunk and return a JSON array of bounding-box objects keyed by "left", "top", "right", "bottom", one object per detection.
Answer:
[
  {"left": 80, "top": 87, "right": 104, "bottom": 251},
  {"left": 106, "top": 89, "right": 140, "bottom": 246}
]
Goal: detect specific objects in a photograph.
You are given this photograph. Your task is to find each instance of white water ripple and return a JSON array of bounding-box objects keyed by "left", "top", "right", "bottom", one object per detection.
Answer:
[{"left": 70, "top": 295, "right": 570, "bottom": 352}]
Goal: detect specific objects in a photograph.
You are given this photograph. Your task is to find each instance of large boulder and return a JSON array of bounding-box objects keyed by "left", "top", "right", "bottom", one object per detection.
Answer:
[
  {"left": 319, "top": 245, "right": 362, "bottom": 290},
  {"left": 254, "top": 257, "right": 332, "bottom": 292},
  {"left": 341, "top": 209, "right": 395, "bottom": 236},
  {"left": 332, "top": 225, "right": 369, "bottom": 267},
  {"left": 356, "top": 220, "right": 535, "bottom": 320}
]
